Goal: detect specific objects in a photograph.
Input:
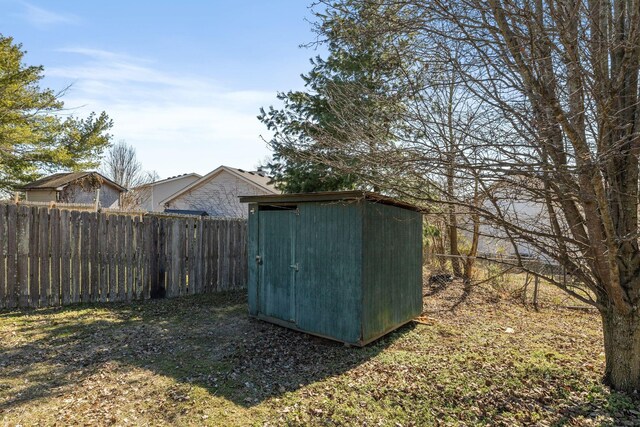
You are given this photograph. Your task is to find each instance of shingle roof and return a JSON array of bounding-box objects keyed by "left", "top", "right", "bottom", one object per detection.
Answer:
[
  {"left": 233, "top": 168, "right": 277, "bottom": 192},
  {"left": 19, "top": 172, "right": 127, "bottom": 192},
  {"left": 136, "top": 173, "right": 202, "bottom": 189}
]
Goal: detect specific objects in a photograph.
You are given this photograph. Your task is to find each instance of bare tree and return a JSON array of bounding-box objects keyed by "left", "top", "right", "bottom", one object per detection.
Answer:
[
  {"left": 101, "top": 141, "right": 158, "bottom": 209},
  {"left": 268, "top": 1, "right": 640, "bottom": 391},
  {"left": 180, "top": 184, "right": 247, "bottom": 218}
]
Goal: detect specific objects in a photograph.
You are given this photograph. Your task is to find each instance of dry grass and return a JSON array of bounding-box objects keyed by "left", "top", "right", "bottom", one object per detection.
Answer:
[{"left": 1, "top": 280, "right": 639, "bottom": 426}]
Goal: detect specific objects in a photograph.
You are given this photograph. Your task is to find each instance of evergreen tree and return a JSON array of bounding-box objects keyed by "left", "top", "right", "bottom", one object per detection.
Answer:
[
  {"left": 0, "top": 35, "right": 112, "bottom": 195},
  {"left": 258, "top": 2, "right": 407, "bottom": 193}
]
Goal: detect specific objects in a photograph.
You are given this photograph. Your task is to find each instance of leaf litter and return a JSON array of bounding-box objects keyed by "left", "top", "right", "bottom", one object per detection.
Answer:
[{"left": 0, "top": 283, "right": 638, "bottom": 426}]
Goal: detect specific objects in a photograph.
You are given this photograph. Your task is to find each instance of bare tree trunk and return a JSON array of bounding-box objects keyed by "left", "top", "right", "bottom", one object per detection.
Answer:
[
  {"left": 447, "top": 168, "right": 462, "bottom": 277},
  {"left": 601, "top": 308, "right": 640, "bottom": 392}
]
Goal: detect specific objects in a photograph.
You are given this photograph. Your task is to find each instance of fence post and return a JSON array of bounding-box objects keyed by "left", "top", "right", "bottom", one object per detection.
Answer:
[{"left": 533, "top": 275, "right": 540, "bottom": 311}]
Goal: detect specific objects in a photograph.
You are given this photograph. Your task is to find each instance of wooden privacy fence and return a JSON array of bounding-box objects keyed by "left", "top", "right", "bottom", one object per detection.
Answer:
[{"left": 0, "top": 204, "right": 247, "bottom": 309}]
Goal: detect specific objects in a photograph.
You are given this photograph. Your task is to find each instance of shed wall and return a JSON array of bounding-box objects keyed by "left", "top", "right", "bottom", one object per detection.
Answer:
[
  {"left": 294, "top": 201, "right": 362, "bottom": 343},
  {"left": 361, "top": 202, "right": 422, "bottom": 342}
]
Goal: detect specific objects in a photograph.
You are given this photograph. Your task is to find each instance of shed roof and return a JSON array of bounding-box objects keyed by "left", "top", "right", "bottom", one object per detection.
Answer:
[
  {"left": 239, "top": 191, "right": 424, "bottom": 212},
  {"left": 18, "top": 172, "right": 127, "bottom": 192}
]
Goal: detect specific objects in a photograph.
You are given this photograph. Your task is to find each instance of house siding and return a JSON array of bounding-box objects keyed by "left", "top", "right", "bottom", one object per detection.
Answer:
[
  {"left": 25, "top": 189, "right": 58, "bottom": 203},
  {"left": 60, "top": 183, "right": 121, "bottom": 208},
  {"left": 165, "top": 170, "right": 272, "bottom": 218},
  {"left": 139, "top": 175, "right": 201, "bottom": 212}
]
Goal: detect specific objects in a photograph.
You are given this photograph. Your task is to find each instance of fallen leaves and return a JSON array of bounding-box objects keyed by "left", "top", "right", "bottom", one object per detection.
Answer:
[{"left": 0, "top": 285, "right": 638, "bottom": 426}]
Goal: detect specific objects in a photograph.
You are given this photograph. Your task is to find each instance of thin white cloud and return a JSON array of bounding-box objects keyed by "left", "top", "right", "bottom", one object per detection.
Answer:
[
  {"left": 48, "top": 48, "right": 276, "bottom": 178},
  {"left": 22, "top": 2, "right": 79, "bottom": 28}
]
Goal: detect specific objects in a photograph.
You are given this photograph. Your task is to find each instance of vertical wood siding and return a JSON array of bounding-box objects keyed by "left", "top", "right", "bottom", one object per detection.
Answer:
[{"left": 361, "top": 202, "right": 423, "bottom": 342}]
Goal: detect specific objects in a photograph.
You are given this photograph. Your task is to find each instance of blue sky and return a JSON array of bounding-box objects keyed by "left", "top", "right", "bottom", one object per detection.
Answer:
[{"left": 1, "top": 0, "right": 323, "bottom": 178}]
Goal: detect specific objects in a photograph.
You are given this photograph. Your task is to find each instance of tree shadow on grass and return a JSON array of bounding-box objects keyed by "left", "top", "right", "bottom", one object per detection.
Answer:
[
  {"left": 550, "top": 389, "right": 640, "bottom": 426},
  {"left": 0, "top": 291, "right": 406, "bottom": 414},
  {"left": 423, "top": 274, "right": 473, "bottom": 313}
]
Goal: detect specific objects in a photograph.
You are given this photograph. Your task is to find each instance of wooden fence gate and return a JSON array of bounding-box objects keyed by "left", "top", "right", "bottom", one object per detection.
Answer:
[{"left": 0, "top": 204, "right": 247, "bottom": 309}]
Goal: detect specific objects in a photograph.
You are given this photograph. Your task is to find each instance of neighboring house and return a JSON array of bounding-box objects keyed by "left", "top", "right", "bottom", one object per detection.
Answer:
[
  {"left": 134, "top": 173, "right": 201, "bottom": 212},
  {"left": 162, "top": 166, "right": 279, "bottom": 218},
  {"left": 460, "top": 177, "right": 550, "bottom": 260},
  {"left": 19, "top": 172, "right": 126, "bottom": 208}
]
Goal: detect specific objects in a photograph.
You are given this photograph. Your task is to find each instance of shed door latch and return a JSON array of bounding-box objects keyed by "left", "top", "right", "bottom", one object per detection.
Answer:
[
  {"left": 289, "top": 263, "right": 299, "bottom": 271},
  {"left": 255, "top": 255, "right": 262, "bottom": 264}
]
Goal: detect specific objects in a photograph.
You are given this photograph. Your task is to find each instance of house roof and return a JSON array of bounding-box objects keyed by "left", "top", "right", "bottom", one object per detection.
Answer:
[
  {"left": 18, "top": 172, "right": 127, "bottom": 192},
  {"left": 134, "top": 173, "right": 201, "bottom": 189},
  {"left": 239, "top": 191, "right": 424, "bottom": 212},
  {"left": 160, "top": 165, "right": 278, "bottom": 206}
]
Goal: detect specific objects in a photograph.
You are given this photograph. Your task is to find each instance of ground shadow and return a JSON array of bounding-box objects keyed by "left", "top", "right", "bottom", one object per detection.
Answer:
[
  {"left": 423, "top": 273, "right": 473, "bottom": 312},
  {"left": 0, "top": 291, "right": 407, "bottom": 412}
]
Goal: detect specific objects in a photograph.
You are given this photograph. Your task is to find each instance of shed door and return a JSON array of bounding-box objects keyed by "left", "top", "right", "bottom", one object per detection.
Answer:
[{"left": 258, "top": 209, "right": 297, "bottom": 323}]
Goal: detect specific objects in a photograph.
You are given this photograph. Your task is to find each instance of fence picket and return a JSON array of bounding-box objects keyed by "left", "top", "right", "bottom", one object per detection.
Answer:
[
  {"left": 29, "top": 207, "right": 40, "bottom": 307},
  {"left": 39, "top": 208, "right": 50, "bottom": 307},
  {"left": 70, "top": 211, "right": 81, "bottom": 304},
  {"left": 50, "top": 209, "right": 61, "bottom": 306},
  {"left": 117, "top": 216, "right": 126, "bottom": 301},
  {"left": 98, "top": 213, "right": 108, "bottom": 302},
  {"left": 60, "top": 210, "right": 71, "bottom": 305},
  {"left": 109, "top": 215, "right": 119, "bottom": 301},
  {"left": 81, "top": 212, "right": 91, "bottom": 303},
  {"left": 193, "top": 219, "right": 203, "bottom": 294},
  {"left": 17, "top": 206, "right": 30, "bottom": 307},
  {"left": 211, "top": 221, "right": 220, "bottom": 291},
  {"left": 134, "top": 216, "right": 143, "bottom": 299},
  {"left": 89, "top": 213, "right": 99, "bottom": 302},
  {"left": 6, "top": 206, "right": 18, "bottom": 309},
  {"left": 125, "top": 216, "right": 134, "bottom": 300},
  {"left": 0, "top": 205, "right": 6, "bottom": 309}
]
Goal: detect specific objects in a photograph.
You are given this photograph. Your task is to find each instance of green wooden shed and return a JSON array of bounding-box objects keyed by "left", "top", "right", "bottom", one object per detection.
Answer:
[{"left": 239, "top": 191, "right": 423, "bottom": 346}]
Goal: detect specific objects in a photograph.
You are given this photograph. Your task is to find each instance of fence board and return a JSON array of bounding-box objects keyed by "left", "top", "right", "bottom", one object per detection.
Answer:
[
  {"left": 17, "top": 206, "right": 30, "bottom": 307},
  {"left": 98, "top": 213, "right": 108, "bottom": 303},
  {"left": 220, "top": 221, "right": 229, "bottom": 291},
  {"left": 39, "top": 208, "right": 50, "bottom": 307},
  {"left": 134, "top": 216, "right": 143, "bottom": 299},
  {"left": 108, "top": 216, "right": 118, "bottom": 301},
  {"left": 186, "top": 218, "right": 195, "bottom": 294},
  {"left": 29, "top": 207, "right": 40, "bottom": 307},
  {"left": 60, "top": 210, "right": 71, "bottom": 305},
  {"left": 211, "top": 221, "right": 220, "bottom": 291},
  {"left": 0, "top": 205, "right": 6, "bottom": 309},
  {"left": 193, "top": 219, "right": 203, "bottom": 294},
  {"left": 152, "top": 217, "right": 165, "bottom": 298},
  {"left": 242, "top": 220, "right": 247, "bottom": 285},
  {"left": 124, "top": 216, "right": 134, "bottom": 300},
  {"left": 80, "top": 212, "right": 91, "bottom": 303},
  {"left": 231, "top": 221, "right": 239, "bottom": 288},
  {"left": 70, "top": 211, "right": 81, "bottom": 304},
  {"left": 6, "top": 206, "right": 18, "bottom": 309},
  {"left": 89, "top": 213, "right": 99, "bottom": 302},
  {"left": 50, "top": 209, "right": 61, "bottom": 306},
  {"left": 117, "top": 216, "right": 126, "bottom": 301},
  {"left": 170, "top": 219, "right": 181, "bottom": 297}
]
